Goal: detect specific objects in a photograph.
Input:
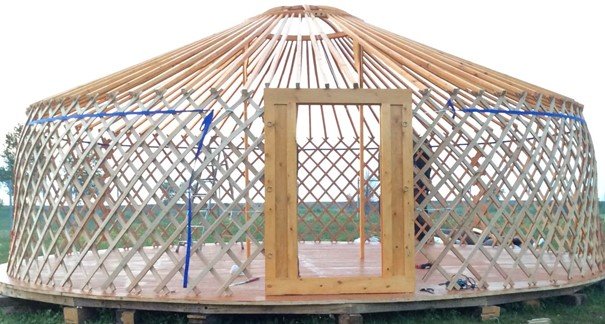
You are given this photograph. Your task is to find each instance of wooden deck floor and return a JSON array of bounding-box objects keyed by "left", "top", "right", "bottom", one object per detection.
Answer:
[{"left": 1, "top": 242, "right": 602, "bottom": 310}]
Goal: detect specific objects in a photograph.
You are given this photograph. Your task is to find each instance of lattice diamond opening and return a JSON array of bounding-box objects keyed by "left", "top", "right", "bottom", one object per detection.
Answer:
[{"left": 296, "top": 104, "right": 381, "bottom": 245}]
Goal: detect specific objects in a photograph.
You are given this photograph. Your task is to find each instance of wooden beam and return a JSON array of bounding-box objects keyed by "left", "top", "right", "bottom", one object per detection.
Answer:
[
  {"left": 264, "top": 88, "right": 408, "bottom": 105},
  {"left": 380, "top": 94, "right": 413, "bottom": 281},
  {"left": 264, "top": 94, "right": 299, "bottom": 285},
  {"left": 267, "top": 276, "right": 414, "bottom": 295}
]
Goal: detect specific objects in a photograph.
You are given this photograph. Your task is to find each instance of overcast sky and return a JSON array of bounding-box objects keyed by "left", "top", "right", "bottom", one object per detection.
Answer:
[{"left": 0, "top": 0, "right": 603, "bottom": 202}]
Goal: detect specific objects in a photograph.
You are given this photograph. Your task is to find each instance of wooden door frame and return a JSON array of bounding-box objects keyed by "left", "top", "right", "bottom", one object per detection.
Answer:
[{"left": 264, "top": 88, "right": 414, "bottom": 295}]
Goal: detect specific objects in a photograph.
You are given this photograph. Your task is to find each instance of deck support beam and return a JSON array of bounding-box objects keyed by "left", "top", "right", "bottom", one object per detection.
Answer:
[
  {"left": 63, "top": 306, "right": 93, "bottom": 324},
  {"left": 116, "top": 309, "right": 138, "bottom": 324},
  {"left": 338, "top": 313, "right": 363, "bottom": 324}
]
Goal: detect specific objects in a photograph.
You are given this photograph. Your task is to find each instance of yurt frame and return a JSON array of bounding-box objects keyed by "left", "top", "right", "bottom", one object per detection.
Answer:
[{"left": 1, "top": 4, "right": 603, "bottom": 316}]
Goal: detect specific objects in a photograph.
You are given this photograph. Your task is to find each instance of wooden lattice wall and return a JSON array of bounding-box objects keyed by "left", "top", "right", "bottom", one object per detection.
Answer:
[{"left": 8, "top": 86, "right": 602, "bottom": 296}]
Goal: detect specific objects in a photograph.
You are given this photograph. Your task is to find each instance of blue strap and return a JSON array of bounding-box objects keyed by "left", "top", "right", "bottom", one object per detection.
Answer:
[
  {"left": 28, "top": 108, "right": 208, "bottom": 125},
  {"left": 183, "top": 110, "right": 214, "bottom": 288},
  {"left": 194, "top": 110, "right": 214, "bottom": 160},
  {"left": 460, "top": 108, "right": 585, "bottom": 124},
  {"left": 183, "top": 188, "right": 194, "bottom": 288},
  {"left": 445, "top": 99, "right": 584, "bottom": 124}
]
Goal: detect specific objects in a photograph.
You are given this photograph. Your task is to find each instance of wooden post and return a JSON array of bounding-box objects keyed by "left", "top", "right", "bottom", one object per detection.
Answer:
[
  {"left": 115, "top": 309, "right": 137, "bottom": 324},
  {"left": 355, "top": 41, "right": 366, "bottom": 260},
  {"left": 243, "top": 45, "right": 251, "bottom": 258},
  {"left": 558, "top": 293, "right": 588, "bottom": 306},
  {"left": 359, "top": 105, "right": 366, "bottom": 260},
  {"left": 480, "top": 305, "right": 501, "bottom": 321},
  {"left": 380, "top": 97, "right": 414, "bottom": 279},
  {"left": 338, "top": 313, "right": 364, "bottom": 324},
  {"left": 63, "top": 307, "right": 93, "bottom": 324},
  {"left": 264, "top": 91, "right": 299, "bottom": 289},
  {"left": 187, "top": 314, "right": 221, "bottom": 324}
]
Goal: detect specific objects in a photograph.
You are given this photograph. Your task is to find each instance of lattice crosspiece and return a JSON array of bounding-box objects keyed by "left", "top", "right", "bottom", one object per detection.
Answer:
[{"left": 8, "top": 4, "right": 603, "bottom": 298}]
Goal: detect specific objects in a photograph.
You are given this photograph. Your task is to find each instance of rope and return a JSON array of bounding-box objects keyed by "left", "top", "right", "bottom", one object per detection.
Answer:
[
  {"left": 27, "top": 108, "right": 209, "bottom": 125},
  {"left": 183, "top": 110, "right": 214, "bottom": 288}
]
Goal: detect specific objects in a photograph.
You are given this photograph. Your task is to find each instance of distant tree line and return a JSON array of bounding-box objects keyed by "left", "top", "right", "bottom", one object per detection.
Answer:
[{"left": 0, "top": 124, "right": 22, "bottom": 207}]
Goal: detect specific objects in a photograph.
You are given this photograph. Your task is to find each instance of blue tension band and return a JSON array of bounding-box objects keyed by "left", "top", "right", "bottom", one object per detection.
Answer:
[
  {"left": 445, "top": 99, "right": 584, "bottom": 124},
  {"left": 194, "top": 110, "right": 214, "bottom": 160},
  {"left": 27, "top": 108, "right": 209, "bottom": 125},
  {"left": 460, "top": 108, "right": 586, "bottom": 124},
  {"left": 183, "top": 110, "right": 214, "bottom": 288},
  {"left": 183, "top": 188, "right": 193, "bottom": 288}
]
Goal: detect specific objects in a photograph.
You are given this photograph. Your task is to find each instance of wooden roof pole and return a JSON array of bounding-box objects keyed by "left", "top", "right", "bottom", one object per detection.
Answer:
[
  {"left": 293, "top": 13, "right": 304, "bottom": 88},
  {"left": 59, "top": 18, "right": 255, "bottom": 103},
  {"left": 243, "top": 14, "right": 292, "bottom": 90},
  {"left": 164, "top": 16, "right": 276, "bottom": 93},
  {"left": 333, "top": 15, "right": 480, "bottom": 94},
  {"left": 307, "top": 8, "right": 357, "bottom": 88},
  {"left": 303, "top": 5, "right": 330, "bottom": 88},
  {"left": 368, "top": 22, "right": 571, "bottom": 101},
  {"left": 330, "top": 15, "right": 427, "bottom": 92},
  {"left": 243, "top": 42, "right": 251, "bottom": 258},
  {"left": 356, "top": 39, "right": 366, "bottom": 259},
  {"left": 261, "top": 19, "right": 295, "bottom": 88},
  {"left": 344, "top": 17, "right": 510, "bottom": 95},
  {"left": 188, "top": 15, "right": 283, "bottom": 92}
]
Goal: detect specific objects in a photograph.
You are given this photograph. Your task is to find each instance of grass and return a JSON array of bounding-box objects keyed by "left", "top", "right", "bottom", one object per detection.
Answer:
[
  {"left": 1, "top": 206, "right": 605, "bottom": 323},
  {"left": 0, "top": 308, "right": 186, "bottom": 324},
  {"left": 0, "top": 206, "right": 11, "bottom": 263}
]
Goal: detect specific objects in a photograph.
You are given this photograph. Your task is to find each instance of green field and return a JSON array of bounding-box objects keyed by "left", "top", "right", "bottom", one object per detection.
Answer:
[
  {"left": 0, "top": 206, "right": 10, "bottom": 264},
  {"left": 1, "top": 206, "right": 605, "bottom": 323}
]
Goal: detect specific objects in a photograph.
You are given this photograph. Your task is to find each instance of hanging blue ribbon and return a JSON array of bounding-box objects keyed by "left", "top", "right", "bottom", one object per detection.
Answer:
[
  {"left": 194, "top": 110, "right": 215, "bottom": 160},
  {"left": 183, "top": 110, "right": 214, "bottom": 288},
  {"left": 446, "top": 98, "right": 456, "bottom": 119}
]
